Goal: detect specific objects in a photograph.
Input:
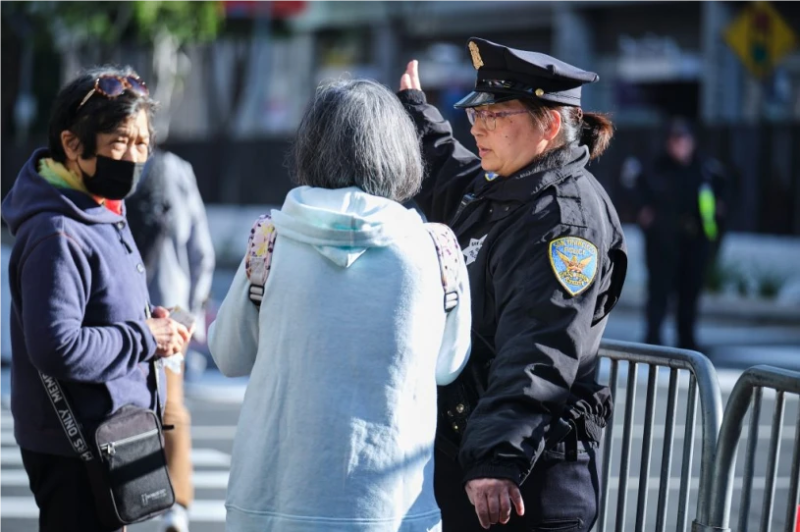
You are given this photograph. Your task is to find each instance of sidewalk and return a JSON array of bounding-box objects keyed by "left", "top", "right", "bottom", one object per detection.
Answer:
[
  {"left": 615, "top": 283, "right": 800, "bottom": 326},
  {"left": 615, "top": 225, "right": 800, "bottom": 326}
]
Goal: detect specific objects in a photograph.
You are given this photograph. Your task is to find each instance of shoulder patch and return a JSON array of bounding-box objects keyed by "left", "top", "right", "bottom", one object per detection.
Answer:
[{"left": 548, "top": 236, "right": 598, "bottom": 296}]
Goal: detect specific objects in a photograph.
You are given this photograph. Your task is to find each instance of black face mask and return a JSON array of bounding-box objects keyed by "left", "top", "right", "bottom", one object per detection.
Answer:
[{"left": 81, "top": 155, "right": 146, "bottom": 200}]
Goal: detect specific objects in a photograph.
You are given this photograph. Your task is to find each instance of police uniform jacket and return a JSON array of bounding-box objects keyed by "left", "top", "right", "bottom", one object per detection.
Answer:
[{"left": 399, "top": 89, "right": 628, "bottom": 486}]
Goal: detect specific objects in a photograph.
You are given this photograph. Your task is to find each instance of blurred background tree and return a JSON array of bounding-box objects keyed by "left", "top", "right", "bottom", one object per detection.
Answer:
[
  {"left": 2, "top": 1, "right": 222, "bottom": 51},
  {"left": 1, "top": 1, "right": 224, "bottom": 143}
]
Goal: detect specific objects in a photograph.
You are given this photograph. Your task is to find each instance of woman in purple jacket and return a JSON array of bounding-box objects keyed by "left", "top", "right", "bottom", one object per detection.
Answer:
[{"left": 1, "top": 66, "right": 190, "bottom": 532}]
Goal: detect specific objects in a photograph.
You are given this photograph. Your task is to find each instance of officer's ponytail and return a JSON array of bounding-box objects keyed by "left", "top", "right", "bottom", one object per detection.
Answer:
[
  {"left": 522, "top": 99, "right": 614, "bottom": 160},
  {"left": 580, "top": 111, "right": 614, "bottom": 160}
]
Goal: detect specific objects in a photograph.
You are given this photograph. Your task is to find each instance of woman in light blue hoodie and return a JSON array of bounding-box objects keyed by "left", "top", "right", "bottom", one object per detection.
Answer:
[{"left": 208, "top": 79, "right": 472, "bottom": 532}]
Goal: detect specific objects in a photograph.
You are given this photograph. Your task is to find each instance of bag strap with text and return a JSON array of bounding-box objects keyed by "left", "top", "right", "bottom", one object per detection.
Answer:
[
  {"left": 38, "top": 372, "right": 96, "bottom": 462},
  {"left": 40, "top": 358, "right": 165, "bottom": 463}
]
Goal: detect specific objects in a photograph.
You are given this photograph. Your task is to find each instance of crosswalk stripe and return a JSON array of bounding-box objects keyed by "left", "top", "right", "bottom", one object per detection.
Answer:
[
  {"left": 0, "top": 497, "right": 227, "bottom": 521},
  {"left": 186, "top": 499, "right": 227, "bottom": 522},
  {"left": 2, "top": 448, "right": 22, "bottom": 466},
  {"left": 10, "top": 464, "right": 794, "bottom": 493},
  {"left": 0, "top": 497, "right": 38, "bottom": 519},
  {"left": 191, "top": 425, "right": 237, "bottom": 440},
  {"left": 1, "top": 416, "right": 12, "bottom": 430},
  {"left": 187, "top": 471, "right": 231, "bottom": 489},
  {"left": 188, "top": 449, "right": 231, "bottom": 467},
  {"left": 1, "top": 470, "right": 31, "bottom": 486},
  {"left": 606, "top": 476, "right": 795, "bottom": 490},
  {"left": 1, "top": 430, "right": 14, "bottom": 447},
  {"left": 607, "top": 424, "right": 798, "bottom": 441},
  {"left": 1, "top": 426, "right": 237, "bottom": 444},
  {"left": 1, "top": 447, "right": 230, "bottom": 467},
  {"left": 1, "top": 469, "right": 230, "bottom": 489}
]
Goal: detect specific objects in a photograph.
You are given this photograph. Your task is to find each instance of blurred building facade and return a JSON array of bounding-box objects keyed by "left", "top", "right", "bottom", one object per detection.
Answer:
[{"left": 2, "top": 1, "right": 800, "bottom": 234}]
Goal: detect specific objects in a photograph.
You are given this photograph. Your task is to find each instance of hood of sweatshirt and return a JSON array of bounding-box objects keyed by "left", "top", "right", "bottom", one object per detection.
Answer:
[
  {"left": 2, "top": 148, "right": 124, "bottom": 235},
  {"left": 270, "top": 186, "right": 423, "bottom": 267}
]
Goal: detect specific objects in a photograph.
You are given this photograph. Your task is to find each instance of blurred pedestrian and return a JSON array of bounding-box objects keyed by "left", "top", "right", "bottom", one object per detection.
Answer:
[
  {"left": 637, "top": 118, "right": 726, "bottom": 351},
  {"left": 126, "top": 148, "right": 216, "bottom": 532},
  {"left": 398, "top": 37, "right": 627, "bottom": 532},
  {"left": 207, "top": 79, "right": 473, "bottom": 531},
  {"left": 1, "top": 66, "right": 190, "bottom": 532}
]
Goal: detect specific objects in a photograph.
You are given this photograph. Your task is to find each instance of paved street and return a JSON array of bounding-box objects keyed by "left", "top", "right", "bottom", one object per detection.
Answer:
[
  {"left": 1, "top": 284, "right": 798, "bottom": 530},
  {"left": 1, "top": 398, "right": 239, "bottom": 532}
]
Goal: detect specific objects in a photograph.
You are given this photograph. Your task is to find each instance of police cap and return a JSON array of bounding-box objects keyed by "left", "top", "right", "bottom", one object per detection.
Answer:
[{"left": 454, "top": 37, "right": 599, "bottom": 109}]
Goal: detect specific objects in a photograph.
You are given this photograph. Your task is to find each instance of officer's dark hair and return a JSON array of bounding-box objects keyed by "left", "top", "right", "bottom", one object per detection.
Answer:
[
  {"left": 48, "top": 65, "right": 158, "bottom": 164},
  {"left": 521, "top": 99, "right": 613, "bottom": 160},
  {"left": 290, "top": 78, "right": 423, "bottom": 203}
]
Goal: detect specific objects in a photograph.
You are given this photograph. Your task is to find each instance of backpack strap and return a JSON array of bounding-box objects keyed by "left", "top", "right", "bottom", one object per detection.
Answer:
[
  {"left": 244, "top": 217, "right": 461, "bottom": 313},
  {"left": 245, "top": 214, "right": 277, "bottom": 306},
  {"left": 425, "top": 223, "right": 462, "bottom": 313}
]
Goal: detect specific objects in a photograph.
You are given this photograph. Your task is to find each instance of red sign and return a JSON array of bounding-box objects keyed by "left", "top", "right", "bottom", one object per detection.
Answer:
[{"left": 223, "top": 1, "right": 306, "bottom": 19}]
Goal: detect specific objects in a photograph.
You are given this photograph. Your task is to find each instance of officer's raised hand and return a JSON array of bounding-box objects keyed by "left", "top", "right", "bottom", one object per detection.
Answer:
[
  {"left": 466, "top": 478, "right": 525, "bottom": 529},
  {"left": 399, "top": 60, "right": 421, "bottom": 91}
]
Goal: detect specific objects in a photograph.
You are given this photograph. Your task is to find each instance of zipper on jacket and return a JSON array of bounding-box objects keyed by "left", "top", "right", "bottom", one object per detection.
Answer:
[
  {"left": 451, "top": 193, "right": 483, "bottom": 226},
  {"left": 100, "top": 428, "right": 159, "bottom": 457}
]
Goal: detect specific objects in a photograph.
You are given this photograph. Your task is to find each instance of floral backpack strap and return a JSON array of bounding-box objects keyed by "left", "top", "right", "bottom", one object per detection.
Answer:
[
  {"left": 425, "top": 223, "right": 462, "bottom": 313},
  {"left": 245, "top": 214, "right": 277, "bottom": 307}
]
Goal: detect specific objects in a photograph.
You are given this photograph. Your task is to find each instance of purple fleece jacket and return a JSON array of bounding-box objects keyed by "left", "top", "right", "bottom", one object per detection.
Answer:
[{"left": 2, "top": 148, "right": 162, "bottom": 456}]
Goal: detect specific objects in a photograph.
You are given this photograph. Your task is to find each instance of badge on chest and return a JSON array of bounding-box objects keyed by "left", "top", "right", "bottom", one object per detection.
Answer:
[
  {"left": 463, "top": 234, "right": 487, "bottom": 266},
  {"left": 549, "top": 236, "right": 599, "bottom": 296}
]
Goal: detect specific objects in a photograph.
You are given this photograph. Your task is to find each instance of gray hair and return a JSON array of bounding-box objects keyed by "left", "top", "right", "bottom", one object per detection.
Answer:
[{"left": 290, "top": 79, "right": 423, "bottom": 203}]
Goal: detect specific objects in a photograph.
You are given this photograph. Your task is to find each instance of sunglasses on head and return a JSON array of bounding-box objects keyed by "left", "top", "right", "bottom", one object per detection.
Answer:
[{"left": 77, "top": 75, "right": 149, "bottom": 109}]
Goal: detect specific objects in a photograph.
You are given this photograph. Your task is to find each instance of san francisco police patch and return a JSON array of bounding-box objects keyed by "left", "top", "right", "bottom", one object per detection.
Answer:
[{"left": 549, "top": 237, "right": 599, "bottom": 296}]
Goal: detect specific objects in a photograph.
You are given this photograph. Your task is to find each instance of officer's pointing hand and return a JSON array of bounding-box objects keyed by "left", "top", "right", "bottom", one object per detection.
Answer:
[
  {"left": 466, "top": 478, "right": 525, "bottom": 529},
  {"left": 399, "top": 60, "right": 421, "bottom": 91}
]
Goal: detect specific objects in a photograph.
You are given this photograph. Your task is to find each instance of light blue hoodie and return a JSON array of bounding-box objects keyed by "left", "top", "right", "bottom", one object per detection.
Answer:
[{"left": 208, "top": 186, "right": 471, "bottom": 532}]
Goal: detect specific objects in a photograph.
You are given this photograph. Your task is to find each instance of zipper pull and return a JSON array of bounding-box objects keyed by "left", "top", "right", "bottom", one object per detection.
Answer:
[
  {"left": 452, "top": 193, "right": 477, "bottom": 223},
  {"left": 105, "top": 442, "right": 116, "bottom": 457}
]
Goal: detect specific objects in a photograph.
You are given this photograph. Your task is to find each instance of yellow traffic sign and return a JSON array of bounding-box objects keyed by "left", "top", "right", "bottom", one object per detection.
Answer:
[{"left": 724, "top": 1, "right": 798, "bottom": 78}]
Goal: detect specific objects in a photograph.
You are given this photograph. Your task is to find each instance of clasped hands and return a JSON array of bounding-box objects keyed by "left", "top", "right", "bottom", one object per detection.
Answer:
[{"left": 146, "top": 306, "right": 192, "bottom": 358}]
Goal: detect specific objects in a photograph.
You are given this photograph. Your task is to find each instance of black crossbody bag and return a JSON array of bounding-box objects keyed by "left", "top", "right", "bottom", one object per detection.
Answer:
[{"left": 39, "top": 362, "right": 175, "bottom": 528}]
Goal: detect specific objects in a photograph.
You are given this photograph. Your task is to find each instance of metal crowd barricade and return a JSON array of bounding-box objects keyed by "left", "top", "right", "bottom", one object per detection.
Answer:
[
  {"left": 596, "top": 339, "right": 724, "bottom": 532},
  {"left": 693, "top": 365, "right": 800, "bottom": 532}
]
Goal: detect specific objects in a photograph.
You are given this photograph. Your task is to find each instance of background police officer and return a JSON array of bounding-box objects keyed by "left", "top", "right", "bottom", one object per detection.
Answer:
[
  {"left": 637, "top": 118, "right": 726, "bottom": 351},
  {"left": 398, "top": 38, "right": 627, "bottom": 532}
]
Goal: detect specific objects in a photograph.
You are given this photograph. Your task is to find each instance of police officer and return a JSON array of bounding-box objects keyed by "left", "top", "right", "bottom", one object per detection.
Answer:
[
  {"left": 398, "top": 38, "right": 627, "bottom": 531},
  {"left": 637, "top": 118, "right": 726, "bottom": 351}
]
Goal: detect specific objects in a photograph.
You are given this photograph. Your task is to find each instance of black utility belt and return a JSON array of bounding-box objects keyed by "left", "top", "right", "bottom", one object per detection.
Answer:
[{"left": 436, "top": 403, "right": 605, "bottom": 463}]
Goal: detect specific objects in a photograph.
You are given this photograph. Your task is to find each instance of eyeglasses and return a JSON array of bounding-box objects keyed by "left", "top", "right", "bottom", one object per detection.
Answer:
[
  {"left": 77, "top": 75, "right": 149, "bottom": 109},
  {"left": 465, "top": 108, "right": 529, "bottom": 131}
]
